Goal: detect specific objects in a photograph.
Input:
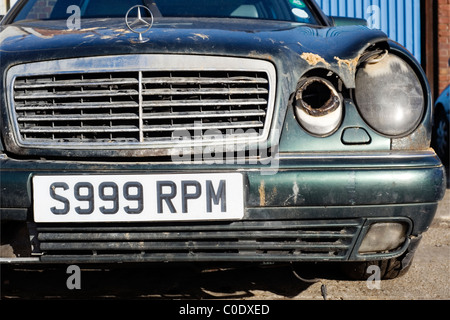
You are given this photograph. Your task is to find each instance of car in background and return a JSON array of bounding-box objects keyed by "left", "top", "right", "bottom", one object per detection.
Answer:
[
  {"left": 432, "top": 85, "right": 449, "bottom": 169},
  {"left": 0, "top": 0, "right": 446, "bottom": 281}
]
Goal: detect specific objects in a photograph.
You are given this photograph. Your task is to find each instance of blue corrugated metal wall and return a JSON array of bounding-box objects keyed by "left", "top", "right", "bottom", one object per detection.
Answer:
[{"left": 315, "top": 0, "right": 422, "bottom": 62}]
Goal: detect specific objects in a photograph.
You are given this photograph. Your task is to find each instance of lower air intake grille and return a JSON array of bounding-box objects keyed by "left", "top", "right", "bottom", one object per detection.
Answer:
[{"left": 31, "top": 219, "right": 362, "bottom": 263}]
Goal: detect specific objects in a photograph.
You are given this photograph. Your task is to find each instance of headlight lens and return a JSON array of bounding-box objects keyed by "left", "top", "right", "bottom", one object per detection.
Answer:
[
  {"left": 294, "top": 77, "right": 343, "bottom": 136},
  {"left": 354, "top": 53, "right": 424, "bottom": 137}
]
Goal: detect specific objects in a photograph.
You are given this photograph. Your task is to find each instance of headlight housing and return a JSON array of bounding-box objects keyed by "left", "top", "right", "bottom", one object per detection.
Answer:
[
  {"left": 354, "top": 53, "right": 424, "bottom": 137},
  {"left": 294, "top": 77, "right": 343, "bottom": 136}
]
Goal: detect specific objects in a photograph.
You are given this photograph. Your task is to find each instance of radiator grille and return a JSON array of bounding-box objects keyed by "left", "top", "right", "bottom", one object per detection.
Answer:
[
  {"left": 31, "top": 220, "right": 362, "bottom": 263},
  {"left": 10, "top": 56, "right": 275, "bottom": 150}
]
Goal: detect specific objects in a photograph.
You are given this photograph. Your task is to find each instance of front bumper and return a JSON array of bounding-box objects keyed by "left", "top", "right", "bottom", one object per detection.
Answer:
[{"left": 0, "top": 150, "right": 446, "bottom": 263}]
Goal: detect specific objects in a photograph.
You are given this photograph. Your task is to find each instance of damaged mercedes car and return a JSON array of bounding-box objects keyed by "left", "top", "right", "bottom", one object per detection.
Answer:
[{"left": 0, "top": 0, "right": 446, "bottom": 280}]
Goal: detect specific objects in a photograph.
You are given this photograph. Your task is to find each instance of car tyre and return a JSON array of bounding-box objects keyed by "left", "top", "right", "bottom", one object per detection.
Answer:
[
  {"left": 340, "top": 236, "right": 422, "bottom": 280},
  {"left": 340, "top": 257, "right": 412, "bottom": 280}
]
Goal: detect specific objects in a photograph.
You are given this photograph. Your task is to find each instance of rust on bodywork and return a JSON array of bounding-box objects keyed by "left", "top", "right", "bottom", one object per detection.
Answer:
[{"left": 391, "top": 124, "right": 431, "bottom": 150}]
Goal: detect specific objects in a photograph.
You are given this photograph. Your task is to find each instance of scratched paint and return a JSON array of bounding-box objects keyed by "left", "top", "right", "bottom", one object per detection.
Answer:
[
  {"left": 259, "top": 180, "right": 265, "bottom": 206},
  {"left": 334, "top": 56, "right": 360, "bottom": 74}
]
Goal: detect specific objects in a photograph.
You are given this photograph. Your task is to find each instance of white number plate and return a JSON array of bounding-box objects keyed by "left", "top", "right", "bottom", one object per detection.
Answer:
[{"left": 33, "top": 173, "right": 244, "bottom": 223}]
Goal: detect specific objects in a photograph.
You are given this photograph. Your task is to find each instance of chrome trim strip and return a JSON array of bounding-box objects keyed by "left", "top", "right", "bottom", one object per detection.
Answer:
[
  {"left": 0, "top": 257, "right": 41, "bottom": 263},
  {"left": 138, "top": 70, "right": 144, "bottom": 143},
  {"left": 0, "top": 150, "right": 438, "bottom": 167}
]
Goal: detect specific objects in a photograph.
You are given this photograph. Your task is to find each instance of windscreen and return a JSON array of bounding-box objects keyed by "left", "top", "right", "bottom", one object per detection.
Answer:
[{"left": 12, "top": 0, "right": 320, "bottom": 24}]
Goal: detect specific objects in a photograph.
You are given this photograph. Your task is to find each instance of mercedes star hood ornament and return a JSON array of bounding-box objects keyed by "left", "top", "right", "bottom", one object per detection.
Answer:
[{"left": 125, "top": 5, "right": 154, "bottom": 43}]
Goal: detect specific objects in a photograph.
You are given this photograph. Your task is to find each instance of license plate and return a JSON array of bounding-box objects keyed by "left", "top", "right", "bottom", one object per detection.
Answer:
[{"left": 33, "top": 173, "right": 244, "bottom": 223}]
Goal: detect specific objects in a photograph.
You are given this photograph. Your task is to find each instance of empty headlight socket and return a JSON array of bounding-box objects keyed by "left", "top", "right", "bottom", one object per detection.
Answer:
[
  {"left": 296, "top": 77, "right": 340, "bottom": 116},
  {"left": 294, "top": 76, "right": 344, "bottom": 137}
]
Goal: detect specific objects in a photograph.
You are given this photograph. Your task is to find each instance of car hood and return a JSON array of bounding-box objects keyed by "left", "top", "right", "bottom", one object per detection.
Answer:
[{"left": 0, "top": 17, "right": 388, "bottom": 88}]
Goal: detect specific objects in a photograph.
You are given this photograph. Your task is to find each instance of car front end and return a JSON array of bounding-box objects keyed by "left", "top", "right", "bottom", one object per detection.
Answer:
[{"left": 0, "top": 0, "right": 446, "bottom": 279}]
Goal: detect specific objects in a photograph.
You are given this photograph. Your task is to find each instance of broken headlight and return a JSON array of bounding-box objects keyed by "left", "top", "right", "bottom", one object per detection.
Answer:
[
  {"left": 294, "top": 77, "right": 343, "bottom": 136},
  {"left": 354, "top": 53, "right": 424, "bottom": 137}
]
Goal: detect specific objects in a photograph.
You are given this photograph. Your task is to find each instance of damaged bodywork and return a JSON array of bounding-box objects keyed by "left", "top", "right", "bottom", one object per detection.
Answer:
[{"left": 0, "top": 0, "right": 446, "bottom": 280}]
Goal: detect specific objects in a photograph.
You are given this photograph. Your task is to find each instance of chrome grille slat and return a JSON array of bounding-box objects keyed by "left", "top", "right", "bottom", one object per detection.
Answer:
[
  {"left": 17, "top": 110, "right": 265, "bottom": 126},
  {"left": 14, "top": 78, "right": 139, "bottom": 89},
  {"left": 21, "top": 126, "right": 139, "bottom": 134},
  {"left": 142, "top": 121, "right": 264, "bottom": 132},
  {"left": 18, "top": 113, "right": 139, "bottom": 122},
  {"left": 142, "top": 98, "right": 267, "bottom": 108},
  {"left": 14, "top": 89, "right": 139, "bottom": 99},
  {"left": 141, "top": 76, "right": 269, "bottom": 85},
  {"left": 141, "top": 87, "right": 268, "bottom": 96},
  {"left": 141, "top": 110, "right": 267, "bottom": 120},
  {"left": 8, "top": 55, "right": 275, "bottom": 151},
  {"left": 15, "top": 99, "right": 267, "bottom": 111},
  {"left": 20, "top": 122, "right": 264, "bottom": 133},
  {"left": 15, "top": 102, "right": 139, "bottom": 111}
]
